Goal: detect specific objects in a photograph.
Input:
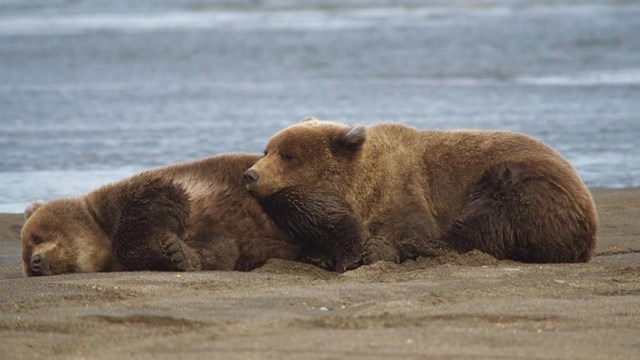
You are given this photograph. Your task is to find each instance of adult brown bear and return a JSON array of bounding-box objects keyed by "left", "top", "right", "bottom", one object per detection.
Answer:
[
  {"left": 21, "top": 153, "right": 335, "bottom": 276},
  {"left": 244, "top": 117, "right": 598, "bottom": 267}
]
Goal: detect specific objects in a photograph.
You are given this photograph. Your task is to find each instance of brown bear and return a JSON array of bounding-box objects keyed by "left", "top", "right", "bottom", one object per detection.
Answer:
[
  {"left": 244, "top": 117, "right": 598, "bottom": 266},
  {"left": 21, "top": 153, "right": 337, "bottom": 276}
]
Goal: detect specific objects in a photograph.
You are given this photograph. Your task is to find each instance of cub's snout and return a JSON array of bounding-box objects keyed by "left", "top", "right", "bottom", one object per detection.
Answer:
[{"left": 29, "top": 254, "right": 44, "bottom": 276}]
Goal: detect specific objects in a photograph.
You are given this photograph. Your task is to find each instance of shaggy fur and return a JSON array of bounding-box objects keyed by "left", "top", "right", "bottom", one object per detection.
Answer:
[
  {"left": 21, "top": 153, "right": 306, "bottom": 276},
  {"left": 257, "top": 186, "right": 365, "bottom": 272},
  {"left": 245, "top": 118, "right": 598, "bottom": 265}
]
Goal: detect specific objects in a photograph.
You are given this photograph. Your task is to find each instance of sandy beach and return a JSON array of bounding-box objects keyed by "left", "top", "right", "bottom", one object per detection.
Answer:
[{"left": 0, "top": 188, "right": 638, "bottom": 359}]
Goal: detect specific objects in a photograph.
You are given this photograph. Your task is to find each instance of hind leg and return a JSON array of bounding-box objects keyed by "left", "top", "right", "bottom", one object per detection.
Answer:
[
  {"left": 113, "top": 178, "right": 200, "bottom": 271},
  {"left": 443, "top": 162, "right": 596, "bottom": 263}
]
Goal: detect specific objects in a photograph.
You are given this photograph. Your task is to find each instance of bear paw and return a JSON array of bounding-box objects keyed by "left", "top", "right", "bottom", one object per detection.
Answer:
[
  {"left": 159, "top": 236, "right": 201, "bottom": 271},
  {"left": 335, "top": 251, "right": 365, "bottom": 273},
  {"left": 362, "top": 236, "right": 400, "bottom": 265},
  {"left": 297, "top": 251, "right": 336, "bottom": 271}
]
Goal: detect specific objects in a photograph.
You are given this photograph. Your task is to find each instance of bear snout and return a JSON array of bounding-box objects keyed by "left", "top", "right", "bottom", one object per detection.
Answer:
[
  {"left": 29, "top": 254, "right": 43, "bottom": 276},
  {"left": 243, "top": 169, "right": 260, "bottom": 185}
]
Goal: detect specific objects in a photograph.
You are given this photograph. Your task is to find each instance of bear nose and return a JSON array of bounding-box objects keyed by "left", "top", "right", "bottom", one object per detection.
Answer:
[
  {"left": 30, "top": 254, "right": 43, "bottom": 275},
  {"left": 243, "top": 169, "right": 260, "bottom": 185}
]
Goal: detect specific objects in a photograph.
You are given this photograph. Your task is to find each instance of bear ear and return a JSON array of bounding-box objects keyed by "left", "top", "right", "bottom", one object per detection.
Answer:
[
  {"left": 331, "top": 125, "right": 367, "bottom": 155},
  {"left": 24, "top": 200, "right": 45, "bottom": 220},
  {"left": 298, "top": 116, "right": 318, "bottom": 124}
]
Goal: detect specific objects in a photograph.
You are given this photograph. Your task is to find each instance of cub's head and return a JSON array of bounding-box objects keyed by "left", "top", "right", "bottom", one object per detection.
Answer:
[
  {"left": 244, "top": 117, "right": 367, "bottom": 198},
  {"left": 21, "top": 199, "right": 114, "bottom": 276}
]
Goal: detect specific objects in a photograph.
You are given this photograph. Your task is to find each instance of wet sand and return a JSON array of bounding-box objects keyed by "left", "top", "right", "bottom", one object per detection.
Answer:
[{"left": 0, "top": 188, "right": 639, "bottom": 359}]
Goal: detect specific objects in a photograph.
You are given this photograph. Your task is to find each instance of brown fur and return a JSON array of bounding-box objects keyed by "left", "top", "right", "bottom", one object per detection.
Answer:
[
  {"left": 245, "top": 119, "right": 598, "bottom": 264},
  {"left": 256, "top": 186, "right": 366, "bottom": 272},
  {"left": 21, "top": 153, "right": 305, "bottom": 276}
]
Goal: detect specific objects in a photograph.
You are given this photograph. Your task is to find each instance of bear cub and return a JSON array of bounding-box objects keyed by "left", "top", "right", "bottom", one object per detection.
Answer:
[{"left": 21, "top": 153, "right": 333, "bottom": 276}]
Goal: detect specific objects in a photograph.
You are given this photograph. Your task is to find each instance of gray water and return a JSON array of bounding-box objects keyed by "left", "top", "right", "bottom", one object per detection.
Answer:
[{"left": 1, "top": 0, "right": 640, "bottom": 212}]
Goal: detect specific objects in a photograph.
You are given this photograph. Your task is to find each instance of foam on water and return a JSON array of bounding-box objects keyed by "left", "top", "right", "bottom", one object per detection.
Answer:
[
  {"left": 0, "top": 9, "right": 420, "bottom": 35},
  {"left": 517, "top": 69, "right": 640, "bottom": 86},
  {"left": 0, "top": 3, "right": 629, "bottom": 36}
]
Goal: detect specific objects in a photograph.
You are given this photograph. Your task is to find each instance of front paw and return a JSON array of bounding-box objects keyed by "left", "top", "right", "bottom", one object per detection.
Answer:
[
  {"left": 335, "top": 250, "right": 365, "bottom": 273},
  {"left": 296, "top": 249, "right": 335, "bottom": 271},
  {"left": 362, "top": 236, "right": 400, "bottom": 265},
  {"left": 159, "top": 236, "right": 200, "bottom": 271}
]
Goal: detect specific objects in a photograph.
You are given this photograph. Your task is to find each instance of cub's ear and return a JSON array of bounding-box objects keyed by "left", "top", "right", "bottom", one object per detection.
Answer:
[
  {"left": 331, "top": 125, "right": 367, "bottom": 155},
  {"left": 24, "top": 200, "right": 45, "bottom": 220}
]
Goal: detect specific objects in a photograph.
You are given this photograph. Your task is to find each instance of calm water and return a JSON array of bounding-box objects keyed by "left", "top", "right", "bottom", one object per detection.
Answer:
[{"left": 1, "top": 0, "right": 639, "bottom": 212}]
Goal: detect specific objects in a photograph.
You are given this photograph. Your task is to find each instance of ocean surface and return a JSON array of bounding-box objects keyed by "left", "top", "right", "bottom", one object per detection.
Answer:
[{"left": 1, "top": 0, "right": 639, "bottom": 213}]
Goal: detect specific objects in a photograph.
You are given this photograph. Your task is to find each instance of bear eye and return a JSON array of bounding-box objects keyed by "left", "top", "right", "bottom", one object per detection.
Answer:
[
  {"left": 281, "top": 153, "right": 295, "bottom": 161},
  {"left": 32, "top": 235, "right": 43, "bottom": 245}
]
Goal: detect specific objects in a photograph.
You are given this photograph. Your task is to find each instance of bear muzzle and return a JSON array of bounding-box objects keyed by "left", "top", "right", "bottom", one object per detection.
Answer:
[
  {"left": 243, "top": 169, "right": 260, "bottom": 185},
  {"left": 29, "top": 254, "right": 45, "bottom": 276}
]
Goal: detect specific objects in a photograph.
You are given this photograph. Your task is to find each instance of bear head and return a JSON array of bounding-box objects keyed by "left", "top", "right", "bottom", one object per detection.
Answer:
[
  {"left": 244, "top": 117, "right": 366, "bottom": 198},
  {"left": 21, "top": 199, "right": 116, "bottom": 276}
]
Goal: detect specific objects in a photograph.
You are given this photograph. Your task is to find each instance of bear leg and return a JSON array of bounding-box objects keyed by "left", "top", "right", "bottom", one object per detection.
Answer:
[
  {"left": 257, "top": 186, "right": 366, "bottom": 272},
  {"left": 365, "top": 203, "right": 446, "bottom": 264},
  {"left": 443, "top": 162, "right": 596, "bottom": 262},
  {"left": 112, "top": 177, "right": 193, "bottom": 270}
]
